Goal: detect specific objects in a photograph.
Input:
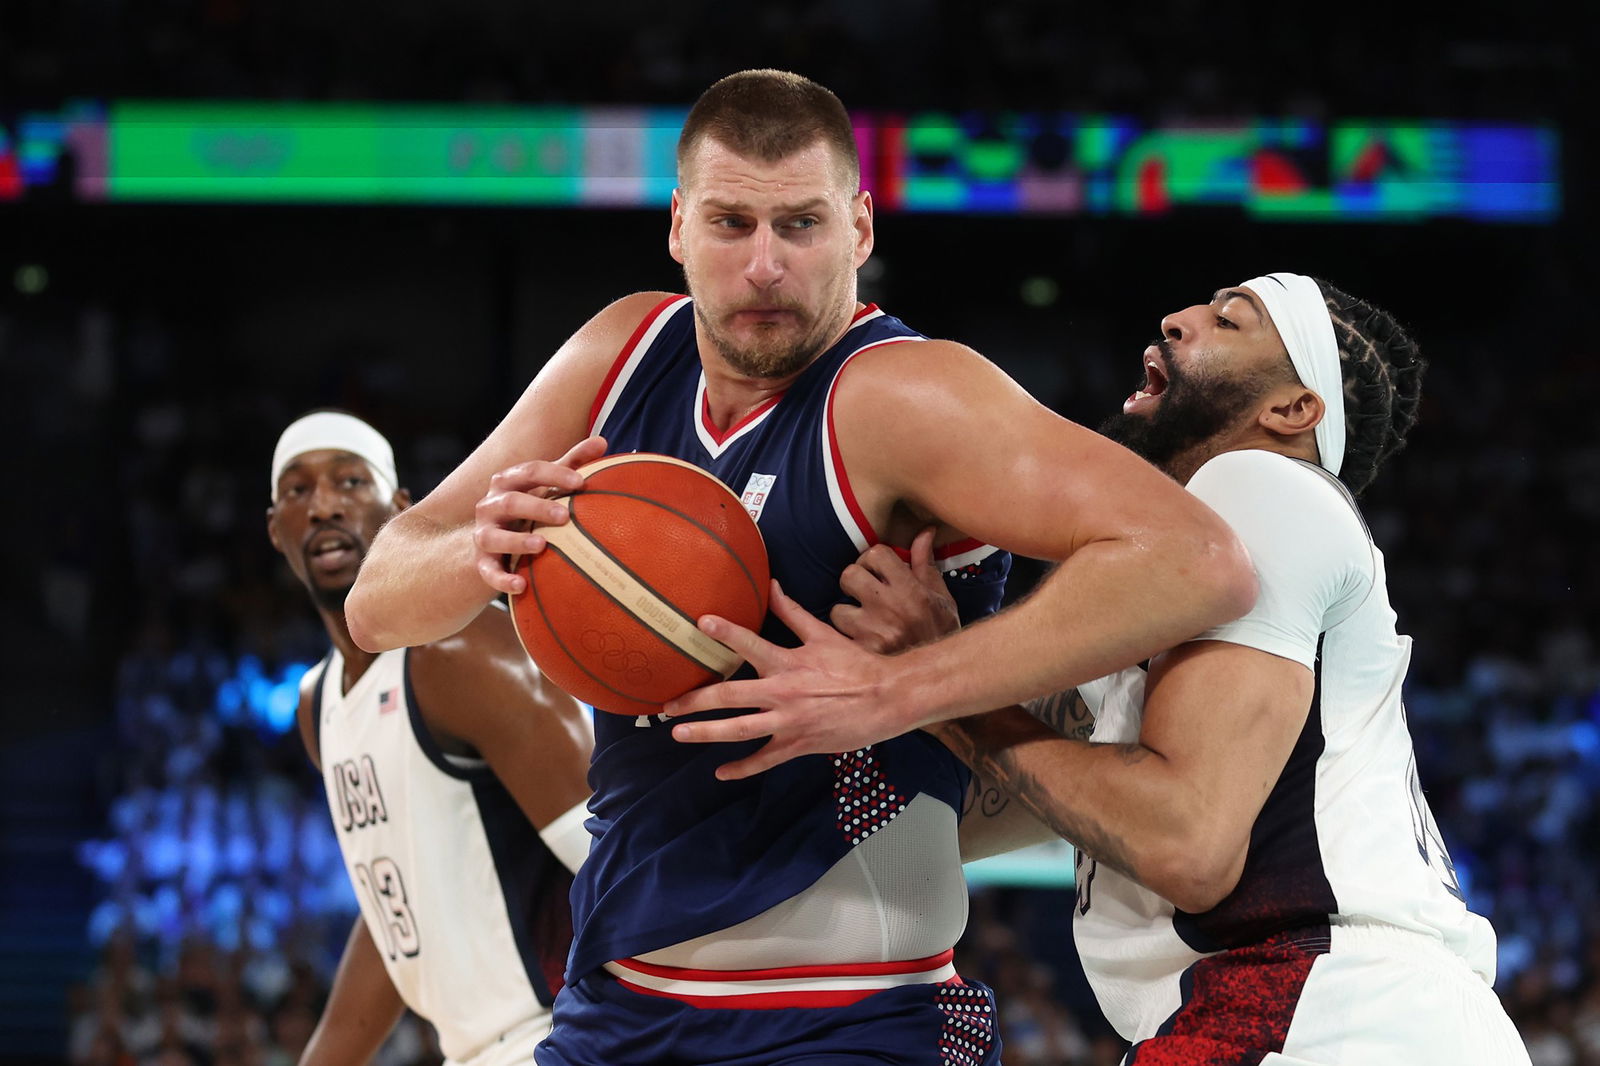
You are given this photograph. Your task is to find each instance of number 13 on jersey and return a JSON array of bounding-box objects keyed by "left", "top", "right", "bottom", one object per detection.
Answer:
[{"left": 355, "top": 856, "right": 422, "bottom": 959}]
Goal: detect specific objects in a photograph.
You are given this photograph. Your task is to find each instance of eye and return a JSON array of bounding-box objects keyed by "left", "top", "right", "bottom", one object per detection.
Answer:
[
  {"left": 786, "top": 216, "right": 818, "bottom": 231},
  {"left": 342, "top": 475, "right": 368, "bottom": 489},
  {"left": 282, "top": 482, "right": 309, "bottom": 498},
  {"left": 712, "top": 216, "right": 749, "bottom": 230},
  {"left": 1215, "top": 314, "right": 1237, "bottom": 330}
]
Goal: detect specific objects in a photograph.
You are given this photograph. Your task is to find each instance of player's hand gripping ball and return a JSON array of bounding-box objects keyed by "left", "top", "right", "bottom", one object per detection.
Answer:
[{"left": 510, "top": 454, "right": 770, "bottom": 715}]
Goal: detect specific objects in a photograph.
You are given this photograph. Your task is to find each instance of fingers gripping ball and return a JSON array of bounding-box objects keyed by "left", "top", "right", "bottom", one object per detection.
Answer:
[{"left": 510, "top": 454, "right": 770, "bottom": 716}]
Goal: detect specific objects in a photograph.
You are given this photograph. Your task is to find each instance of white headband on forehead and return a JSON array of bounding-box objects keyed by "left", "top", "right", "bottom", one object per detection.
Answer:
[
  {"left": 270, "top": 411, "right": 398, "bottom": 500},
  {"left": 1241, "top": 272, "right": 1345, "bottom": 477}
]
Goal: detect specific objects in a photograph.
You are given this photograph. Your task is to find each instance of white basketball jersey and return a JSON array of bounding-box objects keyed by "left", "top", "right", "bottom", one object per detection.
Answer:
[
  {"left": 1073, "top": 450, "right": 1498, "bottom": 1043},
  {"left": 314, "top": 647, "right": 569, "bottom": 1066}
]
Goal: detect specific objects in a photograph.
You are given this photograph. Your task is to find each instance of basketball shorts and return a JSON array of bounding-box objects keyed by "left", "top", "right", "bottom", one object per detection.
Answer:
[
  {"left": 534, "top": 968, "right": 1004, "bottom": 1066},
  {"left": 1123, "top": 921, "right": 1529, "bottom": 1065}
]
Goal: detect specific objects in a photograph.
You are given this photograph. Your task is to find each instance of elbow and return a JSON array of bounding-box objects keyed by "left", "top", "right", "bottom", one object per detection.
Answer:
[
  {"left": 1198, "top": 523, "right": 1258, "bottom": 626},
  {"left": 1141, "top": 833, "right": 1246, "bottom": 915},
  {"left": 1158, "top": 868, "right": 1239, "bottom": 916},
  {"left": 344, "top": 582, "right": 397, "bottom": 653}
]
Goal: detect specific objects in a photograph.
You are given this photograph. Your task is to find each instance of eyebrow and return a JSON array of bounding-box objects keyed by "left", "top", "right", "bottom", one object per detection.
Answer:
[
  {"left": 701, "top": 196, "right": 830, "bottom": 216},
  {"left": 1211, "top": 289, "right": 1265, "bottom": 323}
]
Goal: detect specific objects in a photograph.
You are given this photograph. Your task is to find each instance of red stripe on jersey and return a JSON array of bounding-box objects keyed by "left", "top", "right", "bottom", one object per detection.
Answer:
[
  {"left": 619, "top": 948, "right": 954, "bottom": 984},
  {"left": 588, "top": 295, "right": 686, "bottom": 434},
  {"left": 887, "top": 537, "right": 987, "bottom": 563},
  {"left": 851, "top": 302, "right": 881, "bottom": 323},
  {"left": 613, "top": 979, "right": 881, "bottom": 1010},
  {"left": 825, "top": 336, "right": 918, "bottom": 547},
  {"left": 699, "top": 389, "right": 785, "bottom": 447}
]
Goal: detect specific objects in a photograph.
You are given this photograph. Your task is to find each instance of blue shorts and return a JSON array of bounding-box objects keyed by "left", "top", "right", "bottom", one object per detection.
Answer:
[{"left": 534, "top": 971, "right": 1004, "bottom": 1066}]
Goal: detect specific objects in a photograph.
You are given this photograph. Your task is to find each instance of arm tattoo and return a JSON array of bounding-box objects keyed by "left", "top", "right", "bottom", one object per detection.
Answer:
[
  {"left": 942, "top": 720, "right": 1144, "bottom": 883},
  {"left": 1024, "top": 688, "right": 1095, "bottom": 741},
  {"left": 961, "top": 774, "right": 1012, "bottom": 820}
]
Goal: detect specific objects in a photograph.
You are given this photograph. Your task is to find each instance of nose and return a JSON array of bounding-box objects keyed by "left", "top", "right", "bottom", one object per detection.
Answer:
[
  {"left": 744, "top": 225, "right": 784, "bottom": 288},
  {"left": 308, "top": 478, "right": 347, "bottom": 523},
  {"left": 1160, "top": 305, "right": 1203, "bottom": 343}
]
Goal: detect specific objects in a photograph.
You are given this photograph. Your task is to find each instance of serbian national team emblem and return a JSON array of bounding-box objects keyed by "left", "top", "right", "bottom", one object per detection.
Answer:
[
  {"left": 378, "top": 688, "right": 398, "bottom": 713},
  {"left": 740, "top": 472, "right": 777, "bottom": 522}
]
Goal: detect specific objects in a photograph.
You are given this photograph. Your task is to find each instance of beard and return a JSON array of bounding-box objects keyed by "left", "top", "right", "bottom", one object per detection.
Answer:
[
  {"left": 1098, "top": 343, "right": 1274, "bottom": 474},
  {"left": 683, "top": 257, "right": 855, "bottom": 380},
  {"left": 692, "top": 300, "right": 832, "bottom": 379}
]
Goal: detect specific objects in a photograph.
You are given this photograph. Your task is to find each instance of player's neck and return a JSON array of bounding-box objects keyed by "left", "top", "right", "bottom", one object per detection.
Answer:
[
  {"left": 1173, "top": 433, "right": 1321, "bottom": 484},
  {"left": 700, "top": 369, "right": 793, "bottom": 432}
]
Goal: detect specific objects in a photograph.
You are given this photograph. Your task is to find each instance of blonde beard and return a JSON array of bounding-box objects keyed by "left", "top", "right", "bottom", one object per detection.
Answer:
[{"left": 684, "top": 262, "right": 859, "bottom": 380}]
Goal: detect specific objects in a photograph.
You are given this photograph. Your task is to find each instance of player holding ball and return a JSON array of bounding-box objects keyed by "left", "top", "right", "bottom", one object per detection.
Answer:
[{"left": 347, "top": 70, "right": 1254, "bottom": 1066}]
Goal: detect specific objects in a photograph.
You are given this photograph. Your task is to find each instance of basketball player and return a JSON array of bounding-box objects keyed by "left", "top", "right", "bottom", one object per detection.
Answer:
[
  {"left": 806, "top": 275, "right": 1533, "bottom": 1063},
  {"left": 345, "top": 71, "right": 1256, "bottom": 1065},
  {"left": 265, "top": 411, "right": 593, "bottom": 1066}
]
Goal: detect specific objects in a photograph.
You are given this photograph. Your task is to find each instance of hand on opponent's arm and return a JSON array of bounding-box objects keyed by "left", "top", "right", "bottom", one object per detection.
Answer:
[
  {"left": 668, "top": 579, "right": 908, "bottom": 779},
  {"left": 830, "top": 528, "right": 959, "bottom": 654},
  {"left": 666, "top": 528, "right": 960, "bottom": 780}
]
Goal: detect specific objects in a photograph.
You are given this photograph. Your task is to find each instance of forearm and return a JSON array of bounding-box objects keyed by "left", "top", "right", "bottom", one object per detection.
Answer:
[
  {"left": 937, "top": 708, "right": 1219, "bottom": 902},
  {"left": 347, "top": 509, "right": 494, "bottom": 651},
  {"left": 299, "top": 919, "right": 407, "bottom": 1066},
  {"left": 893, "top": 533, "right": 1252, "bottom": 727}
]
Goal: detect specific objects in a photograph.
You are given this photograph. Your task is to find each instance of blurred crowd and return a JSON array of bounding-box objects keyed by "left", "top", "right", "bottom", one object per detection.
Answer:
[{"left": 67, "top": 930, "right": 437, "bottom": 1066}]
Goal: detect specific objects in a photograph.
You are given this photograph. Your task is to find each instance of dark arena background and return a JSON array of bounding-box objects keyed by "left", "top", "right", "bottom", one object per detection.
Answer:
[{"left": 2, "top": 2, "right": 1593, "bottom": 1063}]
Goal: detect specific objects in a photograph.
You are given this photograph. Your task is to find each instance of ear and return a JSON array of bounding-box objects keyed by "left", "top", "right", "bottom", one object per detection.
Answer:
[
  {"left": 668, "top": 188, "right": 686, "bottom": 265},
  {"left": 1259, "top": 385, "right": 1325, "bottom": 437},
  {"left": 852, "top": 190, "right": 875, "bottom": 269},
  {"left": 392, "top": 488, "right": 413, "bottom": 512},
  {"left": 265, "top": 505, "right": 282, "bottom": 552}
]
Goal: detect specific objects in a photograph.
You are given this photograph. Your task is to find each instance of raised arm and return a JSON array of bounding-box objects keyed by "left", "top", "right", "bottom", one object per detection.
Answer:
[
  {"left": 345, "top": 292, "right": 674, "bottom": 652},
  {"left": 668, "top": 340, "right": 1256, "bottom": 774}
]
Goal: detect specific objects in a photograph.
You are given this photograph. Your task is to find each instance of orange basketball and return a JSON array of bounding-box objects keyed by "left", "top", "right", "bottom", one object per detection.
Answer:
[{"left": 510, "top": 453, "right": 770, "bottom": 716}]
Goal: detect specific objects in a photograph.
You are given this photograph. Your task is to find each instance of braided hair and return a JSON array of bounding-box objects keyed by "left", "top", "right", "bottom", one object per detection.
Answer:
[{"left": 1311, "top": 278, "right": 1427, "bottom": 496}]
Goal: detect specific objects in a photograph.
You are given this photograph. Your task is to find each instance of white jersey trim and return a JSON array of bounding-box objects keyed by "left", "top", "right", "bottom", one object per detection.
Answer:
[
  {"left": 603, "top": 950, "right": 956, "bottom": 1004},
  {"left": 589, "top": 296, "right": 692, "bottom": 437},
  {"left": 821, "top": 335, "right": 924, "bottom": 551},
  {"left": 692, "top": 373, "right": 783, "bottom": 459}
]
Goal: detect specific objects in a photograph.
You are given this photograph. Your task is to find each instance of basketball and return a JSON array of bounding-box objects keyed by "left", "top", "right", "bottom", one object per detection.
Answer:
[{"left": 509, "top": 453, "right": 771, "bottom": 716}]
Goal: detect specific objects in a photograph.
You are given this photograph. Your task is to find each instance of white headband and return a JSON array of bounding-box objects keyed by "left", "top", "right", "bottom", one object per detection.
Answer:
[
  {"left": 1241, "top": 273, "right": 1345, "bottom": 477},
  {"left": 270, "top": 411, "right": 398, "bottom": 501}
]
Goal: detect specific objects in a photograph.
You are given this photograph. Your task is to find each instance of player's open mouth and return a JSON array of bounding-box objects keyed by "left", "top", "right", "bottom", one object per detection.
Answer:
[
  {"left": 1123, "top": 347, "right": 1170, "bottom": 413},
  {"left": 306, "top": 529, "right": 359, "bottom": 573}
]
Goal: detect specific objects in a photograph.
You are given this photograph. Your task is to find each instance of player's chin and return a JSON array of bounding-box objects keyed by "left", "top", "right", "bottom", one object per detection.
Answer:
[{"left": 310, "top": 578, "right": 356, "bottom": 611}]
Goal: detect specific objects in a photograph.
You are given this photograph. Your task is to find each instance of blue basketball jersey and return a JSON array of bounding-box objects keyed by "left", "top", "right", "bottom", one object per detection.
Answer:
[{"left": 568, "top": 296, "right": 1011, "bottom": 981}]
